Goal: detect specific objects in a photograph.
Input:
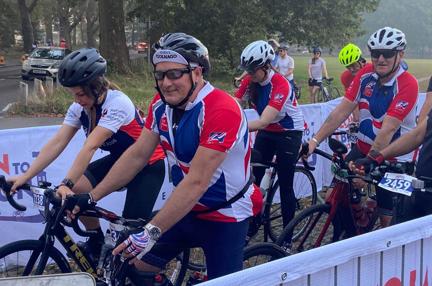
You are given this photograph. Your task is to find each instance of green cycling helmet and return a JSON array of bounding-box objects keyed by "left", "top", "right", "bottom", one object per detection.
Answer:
[{"left": 338, "top": 43, "right": 362, "bottom": 67}]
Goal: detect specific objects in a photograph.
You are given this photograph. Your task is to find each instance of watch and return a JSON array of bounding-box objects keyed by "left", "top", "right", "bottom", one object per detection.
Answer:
[
  {"left": 61, "top": 178, "right": 74, "bottom": 189},
  {"left": 145, "top": 223, "right": 162, "bottom": 241}
]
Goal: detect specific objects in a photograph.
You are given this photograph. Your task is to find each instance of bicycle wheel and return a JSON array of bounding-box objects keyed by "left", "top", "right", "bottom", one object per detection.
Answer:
[
  {"left": 330, "top": 86, "right": 341, "bottom": 98},
  {"left": 264, "top": 166, "right": 318, "bottom": 242},
  {"left": 243, "top": 242, "right": 287, "bottom": 269},
  {"left": 276, "top": 204, "right": 343, "bottom": 255},
  {"left": 0, "top": 240, "right": 71, "bottom": 277}
]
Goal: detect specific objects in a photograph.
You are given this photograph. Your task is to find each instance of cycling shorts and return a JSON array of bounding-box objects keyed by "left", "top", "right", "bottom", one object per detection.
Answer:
[
  {"left": 84, "top": 154, "right": 165, "bottom": 220},
  {"left": 140, "top": 213, "right": 250, "bottom": 280},
  {"left": 308, "top": 78, "right": 322, "bottom": 87}
]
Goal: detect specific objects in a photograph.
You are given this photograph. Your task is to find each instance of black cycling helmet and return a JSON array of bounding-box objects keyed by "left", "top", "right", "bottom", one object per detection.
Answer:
[
  {"left": 312, "top": 47, "right": 322, "bottom": 54},
  {"left": 153, "top": 32, "right": 210, "bottom": 75},
  {"left": 58, "top": 48, "right": 107, "bottom": 87}
]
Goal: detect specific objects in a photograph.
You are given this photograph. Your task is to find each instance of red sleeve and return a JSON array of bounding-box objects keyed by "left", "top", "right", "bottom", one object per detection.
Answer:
[
  {"left": 340, "top": 70, "right": 354, "bottom": 91},
  {"left": 200, "top": 91, "right": 242, "bottom": 152},
  {"left": 268, "top": 74, "right": 290, "bottom": 111},
  {"left": 387, "top": 73, "right": 419, "bottom": 121},
  {"left": 234, "top": 76, "right": 252, "bottom": 99},
  {"left": 144, "top": 94, "right": 161, "bottom": 132},
  {"left": 345, "top": 63, "right": 374, "bottom": 102}
]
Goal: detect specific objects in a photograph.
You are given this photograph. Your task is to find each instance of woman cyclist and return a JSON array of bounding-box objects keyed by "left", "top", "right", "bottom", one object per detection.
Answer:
[
  {"left": 308, "top": 47, "right": 329, "bottom": 103},
  {"left": 235, "top": 40, "right": 304, "bottom": 241},
  {"left": 8, "top": 48, "right": 165, "bottom": 259}
]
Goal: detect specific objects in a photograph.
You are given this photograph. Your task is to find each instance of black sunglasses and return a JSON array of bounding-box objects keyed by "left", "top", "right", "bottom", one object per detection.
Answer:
[
  {"left": 370, "top": 49, "right": 398, "bottom": 59},
  {"left": 153, "top": 68, "right": 191, "bottom": 80}
]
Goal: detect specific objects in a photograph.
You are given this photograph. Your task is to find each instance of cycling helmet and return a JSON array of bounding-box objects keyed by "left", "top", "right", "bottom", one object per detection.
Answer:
[
  {"left": 312, "top": 47, "right": 322, "bottom": 54},
  {"left": 338, "top": 43, "right": 362, "bottom": 67},
  {"left": 267, "top": 39, "right": 280, "bottom": 49},
  {"left": 152, "top": 32, "right": 210, "bottom": 75},
  {"left": 280, "top": 43, "right": 289, "bottom": 51},
  {"left": 367, "top": 27, "right": 406, "bottom": 51},
  {"left": 240, "top": 40, "right": 275, "bottom": 72},
  {"left": 58, "top": 48, "right": 106, "bottom": 87}
]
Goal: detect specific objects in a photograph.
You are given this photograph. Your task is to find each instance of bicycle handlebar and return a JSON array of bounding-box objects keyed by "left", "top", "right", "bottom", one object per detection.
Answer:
[{"left": 0, "top": 175, "right": 28, "bottom": 211}]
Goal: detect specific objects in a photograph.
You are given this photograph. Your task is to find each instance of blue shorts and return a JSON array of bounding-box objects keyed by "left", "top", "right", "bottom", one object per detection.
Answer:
[{"left": 141, "top": 212, "right": 250, "bottom": 279}]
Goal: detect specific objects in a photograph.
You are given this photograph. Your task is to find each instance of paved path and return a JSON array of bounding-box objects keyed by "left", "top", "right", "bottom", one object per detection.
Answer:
[{"left": 0, "top": 116, "right": 63, "bottom": 130}]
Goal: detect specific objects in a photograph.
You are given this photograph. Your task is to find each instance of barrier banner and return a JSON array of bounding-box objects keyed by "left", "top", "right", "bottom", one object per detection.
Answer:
[{"left": 0, "top": 126, "right": 173, "bottom": 248}]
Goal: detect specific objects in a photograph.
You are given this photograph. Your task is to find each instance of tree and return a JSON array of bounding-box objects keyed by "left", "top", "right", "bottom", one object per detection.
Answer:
[
  {"left": 17, "top": 0, "right": 39, "bottom": 52},
  {"left": 99, "top": 0, "right": 130, "bottom": 73},
  {"left": 0, "top": 0, "right": 19, "bottom": 49},
  {"left": 85, "top": 0, "right": 98, "bottom": 48},
  {"left": 57, "top": 0, "right": 88, "bottom": 48}
]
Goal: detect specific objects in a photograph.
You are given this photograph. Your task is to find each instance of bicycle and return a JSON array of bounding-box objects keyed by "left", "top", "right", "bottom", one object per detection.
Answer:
[
  {"left": 247, "top": 150, "right": 318, "bottom": 243},
  {"left": 317, "top": 77, "right": 341, "bottom": 102},
  {"left": 276, "top": 136, "right": 384, "bottom": 254},
  {"left": 0, "top": 178, "right": 288, "bottom": 285},
  {"left": 0, "top": 179, "right": 190, "bottom": 285}
]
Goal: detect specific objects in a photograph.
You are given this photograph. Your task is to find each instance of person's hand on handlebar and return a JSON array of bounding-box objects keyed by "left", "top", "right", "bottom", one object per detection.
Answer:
[
  {"left": 112, "top": 224, "right": 158, "bottom": 264},
  {"left": 9, "top": 175, "right": 29, "bottom": 194},
  {"left": 304, "top": 137, "right": 320, "bottom": 159},
  {"left": 350, "top": 150, "right": 384, "bottom": 175},
  {"left": 57, "top": 185, "right": 95, "bottom": 219}
]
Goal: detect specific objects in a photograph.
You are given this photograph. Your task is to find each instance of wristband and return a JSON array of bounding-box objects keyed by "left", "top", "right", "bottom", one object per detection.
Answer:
[
  {"left": 60, "top": 178, "right": 74, "bottom": 189},
  {"left": 367, "top": 150, "right": 384, "bottom": 164},
  {"left": 312, "top": 137, "right": 320, "bottom": 146}
]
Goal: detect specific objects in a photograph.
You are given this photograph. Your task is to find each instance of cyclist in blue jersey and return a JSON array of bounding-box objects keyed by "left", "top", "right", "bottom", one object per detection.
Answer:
[
  {"left": 79, "top": 33, "right": 262, "bottom": 282},
  {"left": 8, "top": 48, "right": 166, "bottom": 259}
]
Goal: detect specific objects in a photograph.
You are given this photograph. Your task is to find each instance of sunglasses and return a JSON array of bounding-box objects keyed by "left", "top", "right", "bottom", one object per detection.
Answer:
[
  {"left": 370, "top": 49, "right": 397, "bottom": 59},
  {"left": 153, "top": 68, "right": 191, "bottom": 80}
]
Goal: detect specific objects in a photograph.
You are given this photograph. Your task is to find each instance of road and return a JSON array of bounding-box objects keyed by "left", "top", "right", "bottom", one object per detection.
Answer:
[
  {"left": 0, "top": 59, "right": 28, "bottom": 112},
  {"left": 0, "top": 50, "right": 146, "bottom": 114}
]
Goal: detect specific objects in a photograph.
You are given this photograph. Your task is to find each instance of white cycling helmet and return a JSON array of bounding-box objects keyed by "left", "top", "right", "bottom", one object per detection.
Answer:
[
  {"left": 240, "top": 40, "right": 275, "bottom": 72},
  {"left": 367, "top": 27, "right": 406, "bottom": 51}
]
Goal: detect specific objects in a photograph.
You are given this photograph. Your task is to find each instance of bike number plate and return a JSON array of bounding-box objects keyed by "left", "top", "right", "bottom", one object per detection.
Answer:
[
  {"left": 378, "top": 173, "right": 415, "bottom": 196},
  {"left": 109, "top": 222, "right": 126, "bottom": 244},
  {"left": 31, "top": 187, "right": 46, "bottom": 211}
]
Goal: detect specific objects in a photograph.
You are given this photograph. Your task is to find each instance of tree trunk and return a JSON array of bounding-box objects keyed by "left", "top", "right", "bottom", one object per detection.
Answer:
[
  {"left": 17, "top": 0, "right": 34, "bottom": 52},
  {"left": 99, "top": 0, "right": 130, "bottom": 73},
  {"left": 86, "top": 0, "right": 98, "bottom": 48},
  {"left": 44, "top": 16, "right": 53, "bottom": 45}
]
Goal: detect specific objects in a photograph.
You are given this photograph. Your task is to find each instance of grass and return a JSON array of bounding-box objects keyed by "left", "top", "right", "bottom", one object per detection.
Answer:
[{"left": 7, "top": 56, "right": 432, "bottom": 116}]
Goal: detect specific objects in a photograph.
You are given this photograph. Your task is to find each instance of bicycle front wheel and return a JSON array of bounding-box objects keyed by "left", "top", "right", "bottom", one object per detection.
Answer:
[
  {"left": 276, "top": 204, "right": 342, "bottom": 255},
  {"left": 329, "top": 86, "right": 341, "bottom": 98},
  {"left": 243, "top": 242, "right": 287, "bottom": 269},
  {"left": 0, "top": 240, "right": 71, "bottom": 277},
  {"left": 264, "top": 166, "right": 318, "bottom": 242}
]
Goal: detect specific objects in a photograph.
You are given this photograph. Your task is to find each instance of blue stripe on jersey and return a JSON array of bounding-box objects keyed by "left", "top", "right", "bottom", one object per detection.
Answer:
[
  {"left": 174, "top": 102, "right": 202, "bottom": 163},
  {"left": 199, "top": 173, "right": 229, "bottom": 208},
  {"left": 359, "top": 119, "right": 375, "bottom": 141},
  {"left": 365, "top": 85, "right": 395, "bottom": 119},
  {"left": 171, "top": 165, "right": 184, "bottom": 186}
]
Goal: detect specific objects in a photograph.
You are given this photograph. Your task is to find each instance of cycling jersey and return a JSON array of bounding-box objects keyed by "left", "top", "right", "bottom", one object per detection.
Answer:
[
  {"left": 345, "top": 63, "right": 419, "bottom": 161},
  {"left": 235, "top": 70, "right": 304, "bottom": 132},
  {"left": 64, "top": 89, "right": 164, "bottom": 163},
  {"left": 340, "top": 69, "right": 354, "bottom": 91},
  {"left": 145, "top": 82, "right": 262, "bottom": 222},
  {"left": 416, "top": 109, "right": 432, "bottom": 178}
]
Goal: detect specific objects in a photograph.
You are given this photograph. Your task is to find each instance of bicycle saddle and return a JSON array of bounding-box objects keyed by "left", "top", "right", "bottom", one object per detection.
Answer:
[{"left": 328, "top": 138, "right": 348, "bottom": 155}]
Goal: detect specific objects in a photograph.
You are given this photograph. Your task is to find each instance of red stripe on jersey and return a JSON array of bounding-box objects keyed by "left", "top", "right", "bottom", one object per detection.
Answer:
[
  {"left": 179, "top": 163, "right": 189, "bottom": 174},
  {"left": 160, "top": 140, "right": 173, "bottom": 153},
  {"left": 119, "top": 120, "right": 142, "bottom": 141},
  {"left": 244, "top": 139, "right": 251, "bottom": 177},
  {"left": 356, "top": 140, "right": 370, "bottom": 156},
  {"left": 251, "top": 184, "right": 263, "bottom": 216},
  {"left": 358, "top": 101, "right": 369, "bottom": 110},
  {"left": 235, "top": 76, "right": 252, "bottom": 100},
  {"left": 372, "top": 120, "right": 382, "bottom": 129},
  {"left": 192, "top": 205, "right": 238, "bottom": 222},
  {"left": 386, "top": 72, "right": 418, "bottom": 121}
]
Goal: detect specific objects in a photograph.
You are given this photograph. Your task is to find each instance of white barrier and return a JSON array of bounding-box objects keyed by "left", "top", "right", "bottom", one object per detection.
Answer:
[
  {"left": 200, "top": 215, "right": 432, "bottom": 286},
  {"left": 0, "top": 273, "right": 95, "bottom": 286},
  {"left": 0, "top": 125, "right": 173, "bottom": 250}
]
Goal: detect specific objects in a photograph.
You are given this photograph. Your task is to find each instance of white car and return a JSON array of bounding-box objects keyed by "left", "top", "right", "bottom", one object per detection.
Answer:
[{"left": 21, "top": 47, "right": 71, "bottom": 81}]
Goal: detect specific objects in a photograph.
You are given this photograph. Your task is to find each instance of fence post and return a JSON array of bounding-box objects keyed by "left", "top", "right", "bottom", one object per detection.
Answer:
[{"left": 19, "top": 81, "right": 29, "bottom": 105}]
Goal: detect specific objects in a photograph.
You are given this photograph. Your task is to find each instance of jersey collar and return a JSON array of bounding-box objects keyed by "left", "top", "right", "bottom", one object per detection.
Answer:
[
  {"left": 183, "top": 81, "right": 214, "bottom": 111},
  {"left": 372, "top": 65, "right": 405, "bottom": 87},
  {"left": 259, "top": 70, "right": 275, "bottom": 86}
]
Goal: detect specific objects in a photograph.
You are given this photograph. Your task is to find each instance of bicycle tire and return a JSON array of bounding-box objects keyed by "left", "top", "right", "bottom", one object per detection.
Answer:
[
  {"left": 242, "top": 242, "right": 287, "bottom": 269},
  {"left": 330, "top": 86, "right": 341, "bottom": 98},
  {"left": 264, "top": 166, "right": 318, "bottom": 242},
  {"left": 0, "top": 240, "right": 71, "bottom": 277},
  {"left": 276, "top": 204, "right": 344, "bottom": 255}
]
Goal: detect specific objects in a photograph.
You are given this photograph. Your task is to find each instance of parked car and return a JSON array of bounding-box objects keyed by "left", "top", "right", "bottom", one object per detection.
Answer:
[
  {"left": 135, "top": 42, "right": 148, "bottom": 53},
  {"left": 21, "top": 47, "right": 71, "bottom": 81}
]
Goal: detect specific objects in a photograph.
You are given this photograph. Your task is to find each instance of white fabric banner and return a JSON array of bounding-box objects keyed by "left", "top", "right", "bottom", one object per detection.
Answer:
[{"left": 0, "top": 126, "right": 173, "bottom": 247}]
